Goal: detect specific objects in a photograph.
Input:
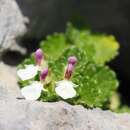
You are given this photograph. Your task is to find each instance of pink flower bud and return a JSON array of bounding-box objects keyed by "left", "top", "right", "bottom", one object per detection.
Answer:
[
  {"left": 64, "top": 64, "right": 74, "bottom": 80},
  {"left": 40, "top": 68, "right": 48, "bottom": 81},
  {"left": 35, "top": 49, "right": 43, "bottom": 65},
  {"left": 68, "top": 56, "right": 77, "bottom": 65},
  {"left": 67, "top": 64, "right": 74, "bottom": 73}
]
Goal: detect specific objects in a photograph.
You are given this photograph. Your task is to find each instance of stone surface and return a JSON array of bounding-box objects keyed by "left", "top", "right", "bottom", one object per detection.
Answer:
[
  {"left": 0, "top": 62, "right": 21, "bottom": 99},
  {"left": 0, "top": 0, "right": 27, "bottom": 54},
  {"left": 0, "top": 99, "right": 130, "bottom": 130}
]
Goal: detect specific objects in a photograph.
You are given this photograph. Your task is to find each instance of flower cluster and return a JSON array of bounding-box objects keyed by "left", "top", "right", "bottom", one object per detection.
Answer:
[
  {"left": 17, "top": 49, "right": 78, "bottom": 100},
  {"left": 55, "top": 56, "right": 78, "bottom": 99},
  {"left": 17, "top": 49, "right": 48, "bottom": 100}
]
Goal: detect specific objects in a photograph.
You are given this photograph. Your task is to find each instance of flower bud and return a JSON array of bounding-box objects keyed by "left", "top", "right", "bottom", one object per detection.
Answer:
[
  {"left": 35, "top": 49, "right": 43, "bottom": 65},
  {"left": 67, "top": 63, "right": 74, "bottom": 73},
  {"left": 68, "top": 56, "right": 77, "bottom": 65},
  {"left": 40, "top": 68, "right": 48, "bottom": 81},
  {"left": 65, "top": 64, "right": 74, "bottom": 79}
]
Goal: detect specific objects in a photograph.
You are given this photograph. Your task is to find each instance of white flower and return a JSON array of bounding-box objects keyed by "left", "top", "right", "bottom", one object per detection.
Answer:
[
  {"left": 55, "top": 80, "right": 77, "bottom": 99},
  {"left": 21, "top": 81, "right": 43, "bottom": 100},
  {"left": 17, "top": 64, "right": 38, "bottom": 81}
]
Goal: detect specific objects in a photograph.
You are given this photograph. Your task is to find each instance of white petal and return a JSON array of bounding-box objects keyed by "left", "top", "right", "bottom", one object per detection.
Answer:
[
  {"left": 55, "top": 80, "right": 77, "bottom": 99},
  {"left": 21, "top": 82, "right": 43, "bottom": 100},
  {"left": 56, "top": 80, "right": 78, "bottom": 88},
  {"left": 17, "top": 64, "right": 38, "bottom": 81}
]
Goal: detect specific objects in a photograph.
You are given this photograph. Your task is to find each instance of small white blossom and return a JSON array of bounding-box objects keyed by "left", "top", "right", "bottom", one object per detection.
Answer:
[
  {"left": 55, "top": 80, "right": 77, "bottom": 99},
  {"left": 21, "top": 81, "right": 43, "bottom": 100},
  {"left": 17, "top": 64, "right": 38, "bottom": 81}
]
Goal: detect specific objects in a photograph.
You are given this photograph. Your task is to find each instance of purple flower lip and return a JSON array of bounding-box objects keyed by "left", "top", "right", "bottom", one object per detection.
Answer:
[
  {"left": 35, "top": 48, "right": 43, "bottom": 65},
  {"left": 68, "top": 56, "right": 77, "bottom": 65},
  {"left": 40, "top": 68, "right": 48, "bottom": 81}
]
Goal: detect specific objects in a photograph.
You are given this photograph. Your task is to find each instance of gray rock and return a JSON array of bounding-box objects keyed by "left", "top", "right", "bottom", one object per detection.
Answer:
[
  {"left": 0, "top": 62, "right": 21, "bottom": 99},
  {"left": 0, "top": 0, "right": 27, "bottom": 54},
  {"left": 0, "top": 99, "right": 130, "bottom": 130}
]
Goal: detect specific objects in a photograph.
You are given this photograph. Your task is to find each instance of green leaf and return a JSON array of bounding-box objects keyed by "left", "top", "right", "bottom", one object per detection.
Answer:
[
  {"left": 18, "top": 53, "right": 35, "bottom": 69},
  {"left": 40, "top": 33, "right": 69, "bottom": 60},
  {"left": 49, "top": 46, "right": 87, "bottom": 81},
  {"left": 84, "top": 35, "right": 119, "bottom": 65},
  {"left": 72, "top": 63, "right": 119, "bottom": 107},
  {"left": 40, "top": 82, "right": 59, "bottom": 102},
  {"left": 116, "top": 106, "right": 130, "bottom": 113},
  {"left": 18, "top": 80, "right": 30, "bottom": 88},
  {"left": 65, "top": 23, "right": 91, "bottom": 44},
  {"left": 109, "top": 92, "right": 121, "bottom": 111},
  {"left": 65, "top": 24, "right": 119, "bottom": 65}
]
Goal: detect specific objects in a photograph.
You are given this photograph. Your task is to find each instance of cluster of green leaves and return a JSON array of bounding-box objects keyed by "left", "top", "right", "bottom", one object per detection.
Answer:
[
  {"left": 40, "top": 23, "right": 119, "bottom": 65},
  {"left": 19, "top": 23, "right": 120, "bottom": 109}
]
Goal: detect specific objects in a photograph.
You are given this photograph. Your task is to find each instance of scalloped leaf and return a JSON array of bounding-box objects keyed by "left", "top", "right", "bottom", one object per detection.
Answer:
[
  {"left": 65, "top": 24, "right": 119, "bottom": 65},
  {"left": 40, "top": 33, "right": 68, "bottom": 60},
  {"left": 49, "top": 46, "right": 87, "bottom": 81},
  {"left": 72, "top": 63, "right": 119, "bottom": 107},
  {"left": 83, "top": 35, "right": 119, "bottom": 65},
  {"left": 40, "top": 24, "right": 119, "bottom": 65}
]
